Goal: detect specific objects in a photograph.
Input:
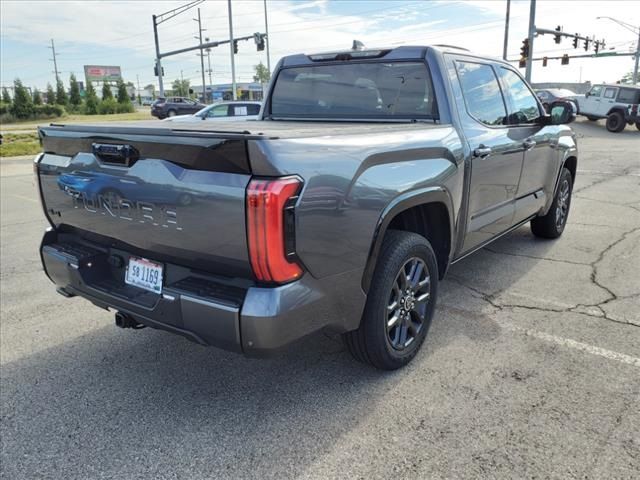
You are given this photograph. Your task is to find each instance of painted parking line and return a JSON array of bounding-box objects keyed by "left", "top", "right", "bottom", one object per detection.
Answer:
[{"left": 500, "top": 321, "right": 640, "bottom": 368}]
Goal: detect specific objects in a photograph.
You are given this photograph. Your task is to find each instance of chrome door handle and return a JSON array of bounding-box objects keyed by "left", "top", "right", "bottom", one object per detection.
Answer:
[
  {"left": 523, "top": 139, "right": 536, "bottom": 151},
  {"left": 473, "top": 145, "right": 492, "bottom": 158}
]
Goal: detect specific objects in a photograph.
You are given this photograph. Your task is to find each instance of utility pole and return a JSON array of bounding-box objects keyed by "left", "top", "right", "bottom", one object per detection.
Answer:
[
  {"left": 525, "top": 0, "right": 536, "bottom": 82},
  {"left": 205, "top": 37, "right": 213, "bottom": 91},
  {"left": 195, "top": 8, "right": 207, "bottom": 103},
  {"left": 49, "top": 39, "right": 60, "bottom": 83},
  {"left": 136, "top": 74, "right": 141, "bottom": 105},
  {"left": 635, "top": 29, "right": 640, "bottom": 85},
  {"left": 152, "top": 15, "right": 164, "bottom": 96},
  {"left": 502, "top": 0, "right": 511, "bottom": 61},
  {"left": 228, "top": 0, "right": 237, "bottom": 100},
  {"left": 264, "top": 0, "right": 271, "bottom": 73}
]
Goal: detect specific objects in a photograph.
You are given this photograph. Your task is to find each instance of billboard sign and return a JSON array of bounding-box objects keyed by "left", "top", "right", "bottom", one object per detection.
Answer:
[{"left": 84, "top": 65, "right": 122, "bottom": 83}]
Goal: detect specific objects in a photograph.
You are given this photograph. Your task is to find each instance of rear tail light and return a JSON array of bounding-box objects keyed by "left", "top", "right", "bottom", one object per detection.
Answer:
[{"left": 246, "top": 176, "right": 303, "bottom": 284}]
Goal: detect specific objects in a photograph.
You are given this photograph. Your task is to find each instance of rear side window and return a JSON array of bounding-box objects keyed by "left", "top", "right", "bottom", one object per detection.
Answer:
[
  {"left": 617, "top": 88, "right": 639, "bottom": 103},
  {"left": 270, "top": 62, "right": 437, "bottom": 119},
  {"left": 456, "top": 61, "right": 507, "bottom": 126},
  {"left": 603, "top": 88, "right": 617, "bottom": 99},
  {"left": 499, "top": 68, "right": 541, "bottom": 124}
]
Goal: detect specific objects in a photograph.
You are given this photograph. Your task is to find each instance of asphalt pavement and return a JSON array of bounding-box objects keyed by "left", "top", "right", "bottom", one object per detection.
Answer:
[{"left": 1, "top": 118, "right": 638, "bottom": 479}]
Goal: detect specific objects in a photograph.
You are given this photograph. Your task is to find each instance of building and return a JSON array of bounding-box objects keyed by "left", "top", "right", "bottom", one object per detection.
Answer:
[{"left": 192, "top": 82, "right": 265, "bottom": 103}]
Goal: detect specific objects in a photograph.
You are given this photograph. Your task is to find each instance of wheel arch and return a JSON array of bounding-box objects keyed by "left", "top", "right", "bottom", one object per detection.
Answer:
[{"left": 362, "top": 187, "right": 454, "bottom": 293}]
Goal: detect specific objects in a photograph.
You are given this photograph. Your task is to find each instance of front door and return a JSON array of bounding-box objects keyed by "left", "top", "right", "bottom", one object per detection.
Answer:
[
  {"left": 452, "top": 59, "right": 525, "bottom": 252},
  {"left": 581, "top": 85, "right": 603, "bottom": 116}
]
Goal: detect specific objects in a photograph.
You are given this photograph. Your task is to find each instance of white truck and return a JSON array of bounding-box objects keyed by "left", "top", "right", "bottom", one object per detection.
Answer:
[{"left": 577, "top": 84, "right": 640, "bottom": 132}]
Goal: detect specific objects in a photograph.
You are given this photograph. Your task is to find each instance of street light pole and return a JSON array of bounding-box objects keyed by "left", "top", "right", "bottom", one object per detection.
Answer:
[
  {"left": 502, "top": 0, "right": 511, "bottom": 61},
  {"left": 263, "top": 0, "right": 271, "bottom": 74},
  {"left": 228, "top": 0, "right": 237, "bottom": 100},
  {"left": 152, "top": 15, "right": 164, "bottom": 96},
  {"left": 524, "top": 0, "right": 536, "bottom": 82}
]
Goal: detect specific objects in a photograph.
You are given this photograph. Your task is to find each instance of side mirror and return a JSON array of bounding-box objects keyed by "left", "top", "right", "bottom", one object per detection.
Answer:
[{"left": 549, "top": 101, "right": 576, "bottom": 125}]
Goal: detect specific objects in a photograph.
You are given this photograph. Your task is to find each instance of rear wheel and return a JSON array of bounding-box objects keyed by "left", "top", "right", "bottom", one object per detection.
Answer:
[
  {"left": 343, "top": 230, "right": 438, "bottom": 370},
  {"left": 531, "top": 167, "right": 573, "bottom": 239},
  {"left": 167, "top": 109, "right": 177, "bottom": 117},
  {"left": 606, "top": 111, "right": 625, "bottom": 133}
]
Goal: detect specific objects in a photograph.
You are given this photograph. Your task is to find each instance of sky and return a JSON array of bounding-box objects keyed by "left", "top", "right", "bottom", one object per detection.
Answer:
[{"left": 1, "top": 0, "right": 639, "bottom": 93}]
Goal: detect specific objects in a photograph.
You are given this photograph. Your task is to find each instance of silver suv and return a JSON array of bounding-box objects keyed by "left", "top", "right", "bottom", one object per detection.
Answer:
[{"left": 577, "top": 84, "right": 640, "bottom": 132}]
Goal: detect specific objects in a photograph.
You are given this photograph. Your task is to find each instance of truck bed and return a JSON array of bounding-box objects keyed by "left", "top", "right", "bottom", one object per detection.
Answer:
[{"left": 44, "top": 119, "right": 443, "bottom": 140}]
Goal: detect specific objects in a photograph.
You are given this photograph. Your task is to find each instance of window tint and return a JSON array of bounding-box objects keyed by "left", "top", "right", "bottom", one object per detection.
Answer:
[
  {"left": 603, "top": 88, "right": 617, "bottom": 99},
  {"left": 499, "top": 68, "right": 541, "bottom": 124},
  {"left": 456, "top": 61, "right": 507, "bottom": 126},
  {"left": 247, "top": 104, "right": 261, "bottom": 115},
  {"left": 271, "top": 62, "right": 437, "bottom": 119},
  {"left": 206, "top": 105, "right": 230, "bottom": 117},
  {"left": 617, "top": 88, "right": 640, "bottom": 103}
]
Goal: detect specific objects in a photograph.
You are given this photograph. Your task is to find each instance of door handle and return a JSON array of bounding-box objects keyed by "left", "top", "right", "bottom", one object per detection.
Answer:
[
  {"left": 473, "top": 145, "right": 492, "bottom": 158},
  {"left": 523, "top": 139, "right": 536, "bottom": 151}
]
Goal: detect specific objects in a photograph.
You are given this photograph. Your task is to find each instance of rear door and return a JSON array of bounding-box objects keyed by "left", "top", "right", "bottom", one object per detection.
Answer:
[
  {"left": 451, "top": 57, "right": 525, "bottom": 252},
  {"left": 601, "top": 87, "right": 619, "bottom": 116}
]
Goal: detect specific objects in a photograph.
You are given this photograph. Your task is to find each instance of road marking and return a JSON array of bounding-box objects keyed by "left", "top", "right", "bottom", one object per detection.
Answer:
[
  {"left": 577, "top": 169, "right": 640, "bottom": 177},
  {"left": 501, "top": 321, "right": 640, "bottom": 367}
]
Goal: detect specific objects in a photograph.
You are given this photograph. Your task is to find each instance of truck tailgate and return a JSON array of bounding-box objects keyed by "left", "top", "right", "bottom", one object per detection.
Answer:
[{"left": 37, "top": 125, "right": 254, "bottom": 277}]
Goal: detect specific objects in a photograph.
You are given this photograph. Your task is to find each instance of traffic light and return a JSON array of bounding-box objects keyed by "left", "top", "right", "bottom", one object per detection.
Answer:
[
  {"left": 573, "top": 35, "right": 579, "bottom": 49},
  {"left": 520, "top": 38, "right": 530, "bottom": 59},
  {"left": 561, "top": 54, "right": 569, "bottom": 65},
  {"left": 542, "top": 56, "right": 548, "bottom": 67},
  {"left": 519, "top": 58, "right": 526, "bottom": 68},
  {"left": 254, "top": 32, "right": 265, "bottom": 51},
  {"left": 584, "top": 36, "right": 590, "bottom": 51},
  {"left": 153, "top": 64, "right": 164, "bottom": 77},
  {"left": 233, "top": 40, "right": 238, "bottom": 54},
  {"left": 554, "top": 25, "right": 562, "bottom": 44}
]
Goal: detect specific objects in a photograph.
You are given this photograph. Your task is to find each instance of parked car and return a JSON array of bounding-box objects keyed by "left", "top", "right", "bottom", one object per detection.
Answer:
[
  {"left": 150, "top": 97, "right": 205, "bottom": 119},
  {"left": 535, "top": 88, "right": 579, "bottom": 112},
  {"left": 577, "top": 84, "right": 640, "bottom": 132},
  {"left": 35, "top": 45, "right": 577, "bottom": 370},
  {"left": 163, "top": 101, "right": 262, "bottom": 123}
]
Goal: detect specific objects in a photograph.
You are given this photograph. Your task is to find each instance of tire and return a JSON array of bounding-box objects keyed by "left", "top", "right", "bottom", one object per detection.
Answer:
[
  {"left": 635, "top": 122, "right": 640, "bottom": 131},
  {"left": 167, "top": 109, "right": 177, "bottom": 117},
  {"left": 606, "top": 111, "right": 625, "bottom": 133},
  {"left": 343, "top": 230, "right": 438, "bottom": 370},
  {"left": 531, "top": 167, "right": 573, "bottom": 239},
  {"left": 586, "top": 116, "right": 599, "bottom": 121}
]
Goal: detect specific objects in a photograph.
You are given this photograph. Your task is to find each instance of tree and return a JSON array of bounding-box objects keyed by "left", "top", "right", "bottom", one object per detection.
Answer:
[
  {"left": 619, "top": 71, "right": 634, "bottom": 85},
  {"left": 171, "top": 78, "right": 190, "bottom": 97},
  {"left": 116, "top": 79, "right": 129, "bottom": 103},
  {"left": 84, "top": 82, "right": 99, "bottom": 114},
  {"left": 33, "top": 89, "right": 43, "bottom": 105},
  {"left": 10, "top": 78, "right": 34, "bottom": 119},
  {"left": 55, "top": 78, "right": 68, "bottom": 105},
  {"left": 69, "top": 74, "right": 82, "bottom": 107},
  {"left": 1, "top": 87, "right": 10, "bottom": 104},
  {"left": 46, "top": 83, "right": 55, "bottom": 104},
  {"left": 102, "top": 82, "right": 113, "bottom": 100},
  {"left": 253, "top": 61, "right": 271, "bottom": 84}
]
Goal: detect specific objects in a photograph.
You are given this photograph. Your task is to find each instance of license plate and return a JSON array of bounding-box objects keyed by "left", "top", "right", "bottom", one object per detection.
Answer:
[{"left": 125, "top": 257, "right": 163, "bottom": 293}]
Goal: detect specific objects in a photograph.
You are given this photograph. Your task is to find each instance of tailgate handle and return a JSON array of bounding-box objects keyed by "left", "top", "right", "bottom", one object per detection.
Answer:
[{"left": 92, "top": 143, "right": 139, "bottom": 167}]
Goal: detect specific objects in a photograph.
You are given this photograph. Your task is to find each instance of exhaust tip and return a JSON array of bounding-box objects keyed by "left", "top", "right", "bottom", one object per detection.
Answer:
[{"left": 114, "top": 312, "right": 144, "bottom": 329}]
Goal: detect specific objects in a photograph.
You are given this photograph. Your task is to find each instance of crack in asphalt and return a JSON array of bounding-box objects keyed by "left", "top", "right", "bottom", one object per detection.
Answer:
[
  {"left": 447, "top": 226, "right": 640, "bottom": 328},
  {"left": 483, "top": 247, "right": 590, "bottom": 266}
]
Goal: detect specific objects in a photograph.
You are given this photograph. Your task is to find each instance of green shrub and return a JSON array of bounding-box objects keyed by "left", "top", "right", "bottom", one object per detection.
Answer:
[
  {"left": 98, "top": 97, "right": 118, "bottom": 114},
  {"left": 84, "top": 82, "right": 99, "bottom": 114},
  {"left": 0, "top": 102, "right": 9, "bottom": 115},
  {"left": 34, "top": 104, "right": 65, "bottom": 117},
  {"left": 10, "top": 79, "right": 34, "bottom": 119},
  {"left": 116, "top": 101, "right": 134, "bottom": 113}
]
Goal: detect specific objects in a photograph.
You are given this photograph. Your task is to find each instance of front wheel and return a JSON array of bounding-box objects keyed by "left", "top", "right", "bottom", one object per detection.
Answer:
[
  {"left": 343, "top": 230, "right": 438, "bottom": 370},
  {"left": 606, "top": 111, "right": 625, "bottom": 133},
  {"left": 531, "top": 167, "right": 573, "bottom": 239},
  {"left": 167, "top": 109, "right": 177, "bottom": 118}
]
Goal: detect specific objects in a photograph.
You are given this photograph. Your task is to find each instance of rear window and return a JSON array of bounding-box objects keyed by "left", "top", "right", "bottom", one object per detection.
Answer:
[
  {"left": 270, "top": 62, "right": 437, "bottom": 120},
  {"left": 617, "top": 88, "right": 640, "bottom": 104}
]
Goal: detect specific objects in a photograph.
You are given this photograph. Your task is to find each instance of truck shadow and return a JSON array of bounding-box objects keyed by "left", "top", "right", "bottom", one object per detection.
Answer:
[{"left": 1, "top": 227, "right": 558, "bottom": 480}]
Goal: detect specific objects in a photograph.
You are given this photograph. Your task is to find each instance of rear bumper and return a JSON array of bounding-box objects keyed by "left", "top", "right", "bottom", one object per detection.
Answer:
[{"left": 40, "top": 230, "right": 365, "bottom": 355}]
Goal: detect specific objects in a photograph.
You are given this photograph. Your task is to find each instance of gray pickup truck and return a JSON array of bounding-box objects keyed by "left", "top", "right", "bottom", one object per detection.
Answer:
[{"left": 35, "top": 45, "right": 578, "bottom": 369}]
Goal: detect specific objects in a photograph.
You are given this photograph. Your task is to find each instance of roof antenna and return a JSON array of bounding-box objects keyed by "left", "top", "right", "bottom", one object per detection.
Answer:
[{"left": 352, "top": 40, "right": 365, "bottom": 51}]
